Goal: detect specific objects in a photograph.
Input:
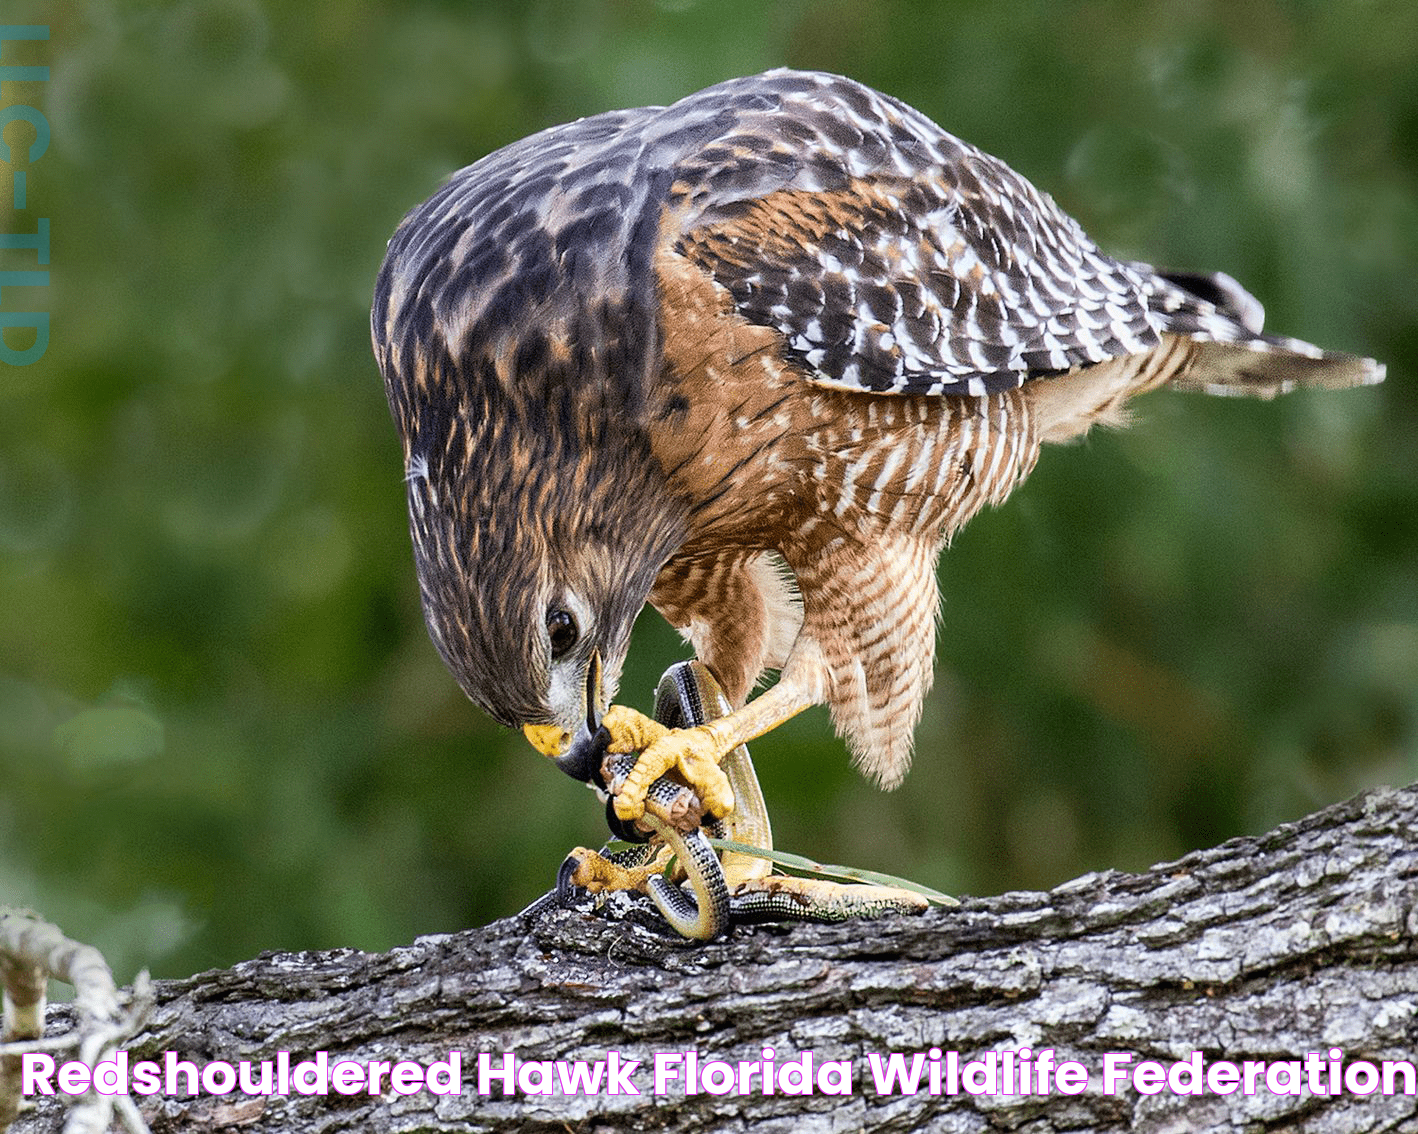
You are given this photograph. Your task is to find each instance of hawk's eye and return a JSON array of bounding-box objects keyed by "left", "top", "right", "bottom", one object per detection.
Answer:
[{"left": 546, "top": 609, "right": 578, "bottom": 659}]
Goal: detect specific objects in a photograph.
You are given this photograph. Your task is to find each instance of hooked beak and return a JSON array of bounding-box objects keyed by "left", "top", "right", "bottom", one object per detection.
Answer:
[
  {"left": 556, "top": 651, "right": 609, "bottom": 784},
  {"left": 522, "top": 652, "right": 609, "bottom": 785},
  {"left": 582, "top": 651, "right": 603, "bottom": 733}
]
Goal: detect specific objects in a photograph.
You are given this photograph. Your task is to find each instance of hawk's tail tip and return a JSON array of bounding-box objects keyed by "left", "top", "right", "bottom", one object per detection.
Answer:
[
  {"left": 1177, "top": 337, "right": 1386, "bottom": 401},
  {"left": 1151, "top": 267, "right": 1386, "bottom": 399}
]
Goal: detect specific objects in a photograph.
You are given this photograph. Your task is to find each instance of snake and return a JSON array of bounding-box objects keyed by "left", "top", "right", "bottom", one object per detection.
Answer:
[{"left": 547, "top": 660, "right": 928, "bottom": 940}]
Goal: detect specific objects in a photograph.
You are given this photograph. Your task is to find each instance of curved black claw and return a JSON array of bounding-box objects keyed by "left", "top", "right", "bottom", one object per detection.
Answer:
[
  {"left": 555, "top": 721, "right": 611, "bottom": 785},
  {"left": 555, "top": 854, "right": 586, "bottom": 906},
  {"left": 604, "top": 798, "right": 651, "bottom": 844}
]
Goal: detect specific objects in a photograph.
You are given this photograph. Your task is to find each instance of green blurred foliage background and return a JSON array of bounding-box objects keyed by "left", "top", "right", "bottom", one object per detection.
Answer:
[{"left": 0, "top": 0, "right": 1413, "bottom": 983}]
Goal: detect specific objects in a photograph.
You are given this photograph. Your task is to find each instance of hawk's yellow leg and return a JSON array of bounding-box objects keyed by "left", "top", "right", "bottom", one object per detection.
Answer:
[
  {"left": 619, "top": 663, "right": 928, "bottom": 934},
  {"left": 606, "top": 678, "right": 817, "bottom": 823},
  {"left": 559, "top": 818, "right": 731, "bottom": 941},
  {"left": 562, "top": 841, "right": 674, "bottom": 894},
  {"left": 545, "top": 661, "right": 928, "bottom": 939},
  {"left": 556, "top": 668, "right": 775, "bottom": 938}
]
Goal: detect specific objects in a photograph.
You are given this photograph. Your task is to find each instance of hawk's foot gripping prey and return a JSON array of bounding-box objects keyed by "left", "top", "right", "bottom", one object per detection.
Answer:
[
  {"left": 526, "top": 664, "right": 817, "bottom": 827},
  {"left": 604, "top": 675, "right": 818, "bottom": 825},
  {"left": 555, "top": 661, "right": 929, "bottom": 940},
  {"left": 373, "top": 70, "right": 1384, "bottom": 931}
]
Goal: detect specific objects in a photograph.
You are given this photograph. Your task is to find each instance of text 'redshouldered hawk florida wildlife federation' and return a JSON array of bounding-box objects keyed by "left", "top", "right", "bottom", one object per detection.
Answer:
[{"left": 372, "top": 70, "right": 1384, "bottom": 842}]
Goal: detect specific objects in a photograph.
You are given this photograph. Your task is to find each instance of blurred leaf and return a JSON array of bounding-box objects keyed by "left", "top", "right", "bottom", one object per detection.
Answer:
[{"left": 52, "top": 705, "right": 165, "bottom": 771}]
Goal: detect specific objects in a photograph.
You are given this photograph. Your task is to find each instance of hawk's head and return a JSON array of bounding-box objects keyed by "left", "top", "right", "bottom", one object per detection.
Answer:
[
  {"left": 371, "top": 113, "right": 685, "bottom": 768},
  {"left": 394, "top": 380, "right": 685, "bottom": 763}
]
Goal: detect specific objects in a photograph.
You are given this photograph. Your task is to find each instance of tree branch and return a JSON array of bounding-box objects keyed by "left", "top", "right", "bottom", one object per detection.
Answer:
[{"left": 9, "top": 784, "right": 1418, "bottom": 1133}]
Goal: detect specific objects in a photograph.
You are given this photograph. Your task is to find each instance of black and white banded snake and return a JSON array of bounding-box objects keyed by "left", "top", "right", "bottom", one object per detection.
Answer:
[{"left": 537, "top": 660, "right": 928, "bottom": 940}]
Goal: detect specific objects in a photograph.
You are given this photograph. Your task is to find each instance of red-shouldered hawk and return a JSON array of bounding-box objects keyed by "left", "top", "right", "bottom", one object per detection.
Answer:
[{"left": 371, "top": 70, "right": 1383, "bottom": 844}]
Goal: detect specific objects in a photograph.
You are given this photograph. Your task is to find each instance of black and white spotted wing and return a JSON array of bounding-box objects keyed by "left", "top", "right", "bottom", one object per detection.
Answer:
[{"left": 664, "top": 70, "right": 1164, "bottom": 397}]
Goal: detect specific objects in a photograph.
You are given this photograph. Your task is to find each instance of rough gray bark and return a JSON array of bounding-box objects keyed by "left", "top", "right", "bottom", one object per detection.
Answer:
[{"left": 11, "top": 784, "right": 1418, "bottom": 1133}]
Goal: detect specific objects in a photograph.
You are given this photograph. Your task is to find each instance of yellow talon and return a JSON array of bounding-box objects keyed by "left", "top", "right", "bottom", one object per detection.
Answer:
[
  {"left": 526, "top": 698, "right": 737, "bottom": 828},
  {"left": 612, "top": 722, "right": 736, "bottom": 822},
  {"left": 600, "top": 704, "right": 670, "bottom": 752},
  {"left": 563, "top": 846, "right": 671, "bottom": 894}
]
